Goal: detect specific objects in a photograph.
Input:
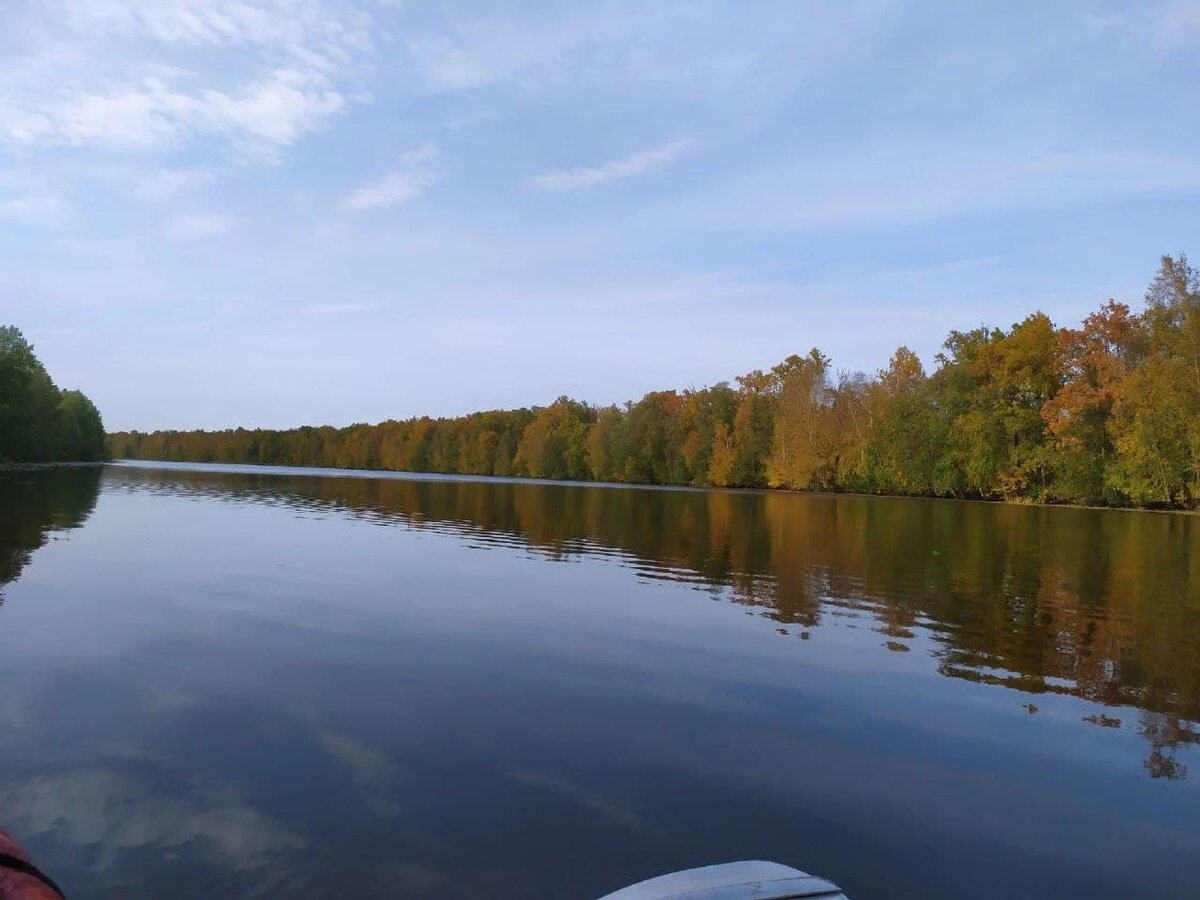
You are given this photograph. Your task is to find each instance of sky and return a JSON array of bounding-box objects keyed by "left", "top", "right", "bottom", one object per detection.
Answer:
[{"left": 1, "top": 1, "right": 1197, "bottom": 431}]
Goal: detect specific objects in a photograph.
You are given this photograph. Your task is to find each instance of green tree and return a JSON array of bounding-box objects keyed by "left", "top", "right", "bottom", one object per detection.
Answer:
[
  {"left": 864, "top": 347, "right": 942, "bottom": 494},
  {"left": 1108, "top": 255, "right": 1200, "bottom": 505},
  {"left": 514, "top": 398, "right": 595, "bottom": 480},
  {"left": 55, "top": 390, "right": 106, "bottom": 462},
  {"left": 1, "top": 326, "right": 105, "bottom": 462},
  {"left": 729, "top": 370, "right": 776, "bottom": 487}
]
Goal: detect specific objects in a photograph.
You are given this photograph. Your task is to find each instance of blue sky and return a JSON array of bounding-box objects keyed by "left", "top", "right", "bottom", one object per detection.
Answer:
[{"left": 2, "top": 0, "right": 1197, "bottom": 431}]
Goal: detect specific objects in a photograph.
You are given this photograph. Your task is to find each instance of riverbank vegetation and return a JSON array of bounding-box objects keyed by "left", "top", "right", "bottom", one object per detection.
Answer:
[
  {"left": 1, "top": 327, "right": 106, "bottom": 463},
  {"left": 109, "top": 254, "right": 1200, "bottom": 509}
]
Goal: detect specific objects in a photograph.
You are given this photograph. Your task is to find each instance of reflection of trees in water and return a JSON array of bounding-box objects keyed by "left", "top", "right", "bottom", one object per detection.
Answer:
[
  {"left": 107, "top": 465, "right": 1200, "bottom": 779},
  {"left": 0, "top": 466, "right": 101, "bottom": 604},
  {"left": 1138, "top": 714, "right": 1199, "bottom": 780}
]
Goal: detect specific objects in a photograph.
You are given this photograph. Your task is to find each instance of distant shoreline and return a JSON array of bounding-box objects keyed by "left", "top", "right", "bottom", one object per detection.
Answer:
[{"left": 0, "top": 461, "right": 108, "bottom": 469}]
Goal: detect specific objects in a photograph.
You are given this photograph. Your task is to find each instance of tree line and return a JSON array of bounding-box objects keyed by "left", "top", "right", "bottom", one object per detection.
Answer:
[
  {"left": 0, "top": 327, "right": 106, "bottom": 463},
  {"left": 109, "top": 254, "right": 1200, "bottom": 509}
]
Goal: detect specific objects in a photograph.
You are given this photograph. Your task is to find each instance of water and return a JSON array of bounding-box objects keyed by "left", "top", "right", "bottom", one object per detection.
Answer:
[{"left": 0, "top": 461, "right": 1197, "bottom": 899}]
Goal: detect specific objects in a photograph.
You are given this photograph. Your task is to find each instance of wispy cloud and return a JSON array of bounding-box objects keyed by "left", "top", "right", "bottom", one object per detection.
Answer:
[
  {"left": 343, "top": 144, "right": 441, "bottom": 212},
  {"left": 0, "top": 1, "right": 371, "bottom": 158},
  {"left": 165, "top": 213, "right": 234, "bottom": 239},
  {"left": 2, "top": 69, "right": 347, "bottom": 155},
  {"left": 531, "top": 139, "right": 695, "bottom": 191},
  {"left": 61, "top": 0, "right": 364, "bottom": 50}
]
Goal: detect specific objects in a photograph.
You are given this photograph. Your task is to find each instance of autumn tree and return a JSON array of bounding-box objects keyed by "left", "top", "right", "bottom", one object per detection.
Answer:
[
  {"left": 766, "top": 349, "right": 835, "bottom": 489},
  {"left": 1108, "top": 255, "right": 1200, "bottom": 505},
  {"left": 1041, "top": 301, "right": 1143, "bottom": 504},
  {"left": 103, "top": 252, "right": 1200, "bottom": 510},
  {"left": 514, "top": 397, "right": 595, "bottom": 480}
]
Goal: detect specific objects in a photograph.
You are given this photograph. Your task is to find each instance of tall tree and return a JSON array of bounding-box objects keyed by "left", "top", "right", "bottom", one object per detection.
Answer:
[
  {"left": 1042, "top": 301, "right": 1143, "bottom": 504},
  {"left": 766, "top": 349, "right": 834, "bottom": 489},
  {"left": 865, "top": 347, "right": 941, "bottom": 494},
  {"left": 1109, "top": 255, "right": 1200, "bottom": 505},
  {"left": 514, "top": 398, "right": 595, "bottom": 480},
  {"left": 1, "top": 327, "right": 105, "bottom": 462}
]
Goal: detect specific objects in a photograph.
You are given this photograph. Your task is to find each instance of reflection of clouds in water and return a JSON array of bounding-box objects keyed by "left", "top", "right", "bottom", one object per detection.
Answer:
[
  {"left": 316, "top": 728, "right": 393, "bottom": 783},
  {"left": 283, "top": 701, "right": 403, "bottom": 816},
  {"left": 510, "top": 771, "right": 664, "bottom": 839},
  {"left": 314, "top": 729, "right": 400, "bottom": 816},
  {"left": 1, "top": 768, "right": 303, "bottom": 871}
]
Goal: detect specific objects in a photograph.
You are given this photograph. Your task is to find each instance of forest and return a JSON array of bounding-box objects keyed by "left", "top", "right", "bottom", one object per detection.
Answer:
[
  {"left": 109, "top": 254, "right": 1200, "bottom": 509},
  {"left": 0, "top": 327, "right": 106, "bottom": 463}
]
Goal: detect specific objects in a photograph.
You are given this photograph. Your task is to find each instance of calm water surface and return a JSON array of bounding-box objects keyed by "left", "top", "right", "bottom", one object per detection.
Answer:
[{"left": 0, "top": 462, "right": 1197, "bottom": 898}]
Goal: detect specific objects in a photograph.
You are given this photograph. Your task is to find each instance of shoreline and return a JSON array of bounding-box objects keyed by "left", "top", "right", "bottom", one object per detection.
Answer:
[{"left": 104, "top": 458, "right": 1200, "bottom": 517}]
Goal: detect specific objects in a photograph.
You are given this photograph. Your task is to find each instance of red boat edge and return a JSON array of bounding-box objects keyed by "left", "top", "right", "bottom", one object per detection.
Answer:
[{"left": 0, "top": 828, "right": 63, "bottom": 900}]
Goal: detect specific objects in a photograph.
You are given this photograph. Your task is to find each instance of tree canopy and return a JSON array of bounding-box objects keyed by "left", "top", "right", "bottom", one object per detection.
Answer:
[
  {"left": 0, "top": 327, "right": 106, "bottom": 463},
  {"left": 109, "top": 254, "right": 1200, "bottom": 509}
]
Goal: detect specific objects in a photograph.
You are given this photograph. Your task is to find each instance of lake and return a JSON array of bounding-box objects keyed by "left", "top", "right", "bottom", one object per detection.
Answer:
[{"left": 0, "top": 461, "right": 1197, "bottom": 898}]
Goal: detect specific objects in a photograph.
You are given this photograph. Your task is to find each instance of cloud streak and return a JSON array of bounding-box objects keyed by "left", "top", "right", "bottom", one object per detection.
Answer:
[
  {"left": 531, "top": 139, "right": 695, "bottom": 191},
  {"left": 343, "top": 144, "right": 441, "bottom": 212},
  {"left": 0, "top": 1, "right": 370, "bottom": 157}
]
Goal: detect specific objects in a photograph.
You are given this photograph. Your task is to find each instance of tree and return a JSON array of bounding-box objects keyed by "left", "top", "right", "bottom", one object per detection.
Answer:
[
  {"left": 586, "top": 405, "right": 622, "bottom": 482},
  {"left": 766, "top": 349, "right": 834, "bottom": 489},
  {"left": 1042, "top": 301, "right": 1143, "bottom": 504},
  {"left": 55, "top": 390, "right": 106, "bottom": 462},
  {"left": 865, "top": 347, "right": 941, "bottom": 494},
  {"left": 933, "top": 314, "right": 1059, "bottom": 500},
  {"left": 729, "top": 370, "right": 776, "bottom": 487},
  {"left": 514, "top": 398, "right": 595, "bottom": 480},
  {"left": 1108, "top": 256, "right": 1200, "bottom": 505},
  {"left": 100, "top": 252, "right": 1200, "bottom": 510},
  {"left": 0, "top": 326, "right": 105, "bottom": 462}
]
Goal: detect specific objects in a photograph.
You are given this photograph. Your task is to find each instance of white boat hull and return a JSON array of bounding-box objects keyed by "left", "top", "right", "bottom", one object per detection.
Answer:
[{"left": 598, "top": 860, "right": 848, "bottom": 900}]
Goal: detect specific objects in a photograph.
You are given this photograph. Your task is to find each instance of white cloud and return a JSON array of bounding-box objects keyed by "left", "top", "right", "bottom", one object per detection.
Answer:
[
  {"left": 2, "top": 68, "right": 347, "bottom": 155},
  {"left": 343, "top": 144, "right": 440, "bottom": 212},
  {"left": 196, "top": 68, "right": 348, "bottom": 148},
  {"left": 531, "top": 139, "right": 695, "bottom": 191},
  {"left": 61, "top": 0, "right": 357, "bottom": 50},
  {"left": 0, "top": 1, "right": 370, "bottom": 157},
  {"left": 165, "top": 213, "right": 234, "bottom": 239}
]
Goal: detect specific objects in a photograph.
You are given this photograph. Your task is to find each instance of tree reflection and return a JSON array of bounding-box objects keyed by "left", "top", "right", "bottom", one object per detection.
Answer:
[
  {"left": 0, "top": 466, "right": 101, "bottom": 604},
  {"left": 1138, "top": 714, "right": 1199, "bottom": 780},
  {"left": 106, "top": 465, "right": 1200, "bottom": 779}
]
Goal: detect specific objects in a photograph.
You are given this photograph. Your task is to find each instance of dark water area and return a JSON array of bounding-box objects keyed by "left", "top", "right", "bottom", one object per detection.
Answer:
[{"left": 0, "top": 461, "right": 1197, "bottom": 898}]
